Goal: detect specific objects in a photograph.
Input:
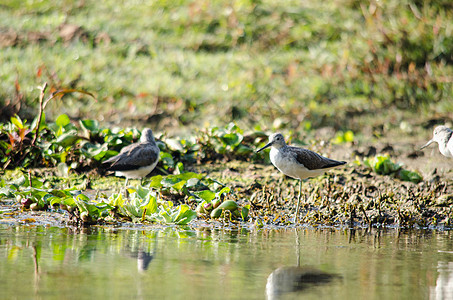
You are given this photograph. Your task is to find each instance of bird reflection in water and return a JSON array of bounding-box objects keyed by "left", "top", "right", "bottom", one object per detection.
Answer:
[
  {"left": 122, "top": 235, "right": 157, "bottom": 272},
  {"left": 266, "top": 229, "right": 338, "bottom": 299},
  {"left": 266, "top": 266, "right": 336, "bottom": 299}
]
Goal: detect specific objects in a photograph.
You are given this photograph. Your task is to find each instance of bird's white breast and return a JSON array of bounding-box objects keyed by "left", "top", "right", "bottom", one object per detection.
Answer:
[
  {"left": 441, "top": 137, "right": 453, "bottom": 158},
  {"left": 270, "top": 148, "right": 324, "bottom": 180}
]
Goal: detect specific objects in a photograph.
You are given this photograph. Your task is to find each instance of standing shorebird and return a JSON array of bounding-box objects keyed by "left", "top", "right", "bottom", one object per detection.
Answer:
[
  {"left": 420, "top": 125, "right": 453, "bottom": 158},
  {"left": 257, "top": 133, "right": 346, "bottom": 222},
  {"left": 103, "top": 128, "right": 160, "bottom": 186}
]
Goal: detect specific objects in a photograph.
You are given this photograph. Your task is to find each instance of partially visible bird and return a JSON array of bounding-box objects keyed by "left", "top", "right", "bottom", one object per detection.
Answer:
[
  {"left": 103, "top": 128, "right": 160, "bottom": 186},
  {"left": 257, "top": 133, "right": 346, "bottom": 222},
  {"left": 420, "top": 125, "right": 453, "bottom": 158}
]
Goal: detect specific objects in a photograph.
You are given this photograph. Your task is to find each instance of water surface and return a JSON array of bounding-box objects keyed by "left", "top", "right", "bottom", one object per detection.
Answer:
[{"left": 1, "top": 224, "right": 452, "bottom": 300}]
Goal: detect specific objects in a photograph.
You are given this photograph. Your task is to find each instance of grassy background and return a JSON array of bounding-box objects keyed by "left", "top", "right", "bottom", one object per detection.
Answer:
[{"left": 1, "top": 0, "right": 452, "bottom": 137}]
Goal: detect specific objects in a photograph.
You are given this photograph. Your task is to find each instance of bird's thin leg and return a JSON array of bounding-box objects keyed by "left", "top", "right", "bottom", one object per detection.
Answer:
[
  {"left": 125, "top": 178, "right": 129, "bottom": 187},
  {"left": 295, "top": 180, "right": 302, "bottom": 223}
]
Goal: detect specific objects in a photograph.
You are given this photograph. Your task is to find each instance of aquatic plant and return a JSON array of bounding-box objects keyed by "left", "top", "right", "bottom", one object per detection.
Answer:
[{"left": 363, "top": 155, "right": 423, "bottom": 183}]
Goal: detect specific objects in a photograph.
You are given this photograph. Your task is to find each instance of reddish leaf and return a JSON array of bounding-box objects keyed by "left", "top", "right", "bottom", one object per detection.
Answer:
[
  {"left": 14, "top": 79, "right": 20, "bottom": 92},
  {"left": 37, "top": 66, "right": 43, "bottom": 78},
  {"left": 19, "top": 128, "right": 31, "bottom": 141}
]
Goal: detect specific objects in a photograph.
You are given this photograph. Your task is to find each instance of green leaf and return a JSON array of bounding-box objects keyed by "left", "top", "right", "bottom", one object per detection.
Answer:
[
  {"left": 241, "top": 204, "right": 250, "bottom": 221},
  {"left": 136, "top": 185, "right": 150, "bottom": 199},
  {"left": 142, "top": 194, "right": 157, "bottom": 214},
  {"left": 148, "top": 175, "right": 163, "bottom": 188},
  {"left": 31, "top": 112, "right": 46, "bottom": 131},
  {"left": 55, "top": 114, "right": 71, "bottom": 127},
  {"left": 398, "top": 169, "right": 423, "bottom": 183},
  {"left": 161, "top": 152, "right": 175, "bottom": 169},
  {"left": 10, "top": 116, "right": 24, "bottom": 129},
  {"left": 221, "top": 133, "right": 242, "bottom": 146},
  {"left": 194, "top": 190, "right": 216, "bottom": 201},
  {"left": 173, "top": 204, "right": 197, "bottom": 225},
  {"left": 55, "top": 131, "right": 81, "bottom": 147},
  {"left": 79, "top": 119, "right": 99, "bottom": 132},
  {"left": 165, "top": 138, "right": 184, "bottom": 151},
  {"left": 216, "top": 186, "right": 230, "bottom": 198}
]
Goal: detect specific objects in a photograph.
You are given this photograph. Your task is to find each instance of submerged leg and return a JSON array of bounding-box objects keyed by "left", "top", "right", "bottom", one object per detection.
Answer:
[{"left": 295, "top": 180, "right": 302, "bottom": 223}]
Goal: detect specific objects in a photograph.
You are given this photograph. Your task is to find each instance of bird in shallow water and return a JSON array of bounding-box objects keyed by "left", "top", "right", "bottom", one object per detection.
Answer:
[
  {"left": 257, "top": 133, "right": 346, "bottom": 222},
  {"left": 103, "top": 128, "right": 160, "bottom": 186},
  {"left": 420, "top": 125, "right": 453, "bottom": 158}
]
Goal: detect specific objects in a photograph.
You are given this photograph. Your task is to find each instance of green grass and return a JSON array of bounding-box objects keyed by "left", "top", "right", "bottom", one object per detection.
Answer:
[{"left": 0, "top": 0, "right": 452, "bottom": 134}]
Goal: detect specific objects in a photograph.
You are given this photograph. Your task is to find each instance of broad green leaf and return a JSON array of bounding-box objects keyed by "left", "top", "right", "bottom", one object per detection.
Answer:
[
  {"left": 216, "top": 186, "right": 230, "bottom": 198},
  {"left": 55, "top": 114, "right": 71, "bottom": 127},
  {"left": 55, "top": 131, "right": 81, "bottom": 147},
  {"left": 221, "top": 133, "right": 242, "bottom": 146},
  {"left": 399, "top": 169, "right": 423, "bottom": 183},
  {"left": 10, "top": 116, "right": 24, "bottom": 129},
  {"left": 161, "top": 152, "right": 174, "bottom": 168},
  {"left": 148, "top": 175, "right": 163, "bottom": 188},
  {"left": 142, "top": 194, "right": 157, "bottom": 214},
  {"left": 165, "top": 138, "right": 184, "bottom": 151},
  {"left": 241, "top": 204, "right": 250, "bottom": 221},
  {"left": 136, "top": 185, "right": 150, "bottom": 199},
  {"left": 174, "top": 204, "right": 197, "bottom": 225},
  {"left": 80, "top": 119, "right": 99, "bottom": 132},
  {"left": 194, "top": 190, "right": 216, "bottom": 201}
]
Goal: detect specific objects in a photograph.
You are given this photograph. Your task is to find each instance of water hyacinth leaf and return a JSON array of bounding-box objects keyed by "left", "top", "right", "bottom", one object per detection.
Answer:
[
  {"left": 108, "top": 192, "right": 124, "bottom": 207},
  {"left": 221, "top": 133, "right": 243, "bottom": 146},
  {"left": 162, "top": 173, "right": 202, "bottom": 189},
  {"left": 23, "top": 177, "right": 44, "bottom": 188},
  {"left": 55, "top": 131, "right": 81, "bottom": 147},
  {"left": 148, "top": 175, "right": 163, "bottom": 189},
  {"left": 50, "top": 189, "right": 73, "bottom": 198},
  {"left": 216, "top": 187, "right": 230, "bottom": 198},
  {"left": 80, "top": 119, "right": 99, "bottom": 132},
  {"left": 241, "top": 204, "right": 250, "bottom": 221},
  {"left": 136, "top": 185, "right": 150, "bottom": 200},
  {"left": 173, "top": 204, "right": 197, "bottom": 225},
  {"left": 142, "top": 194, "right": 157, "bottom": 214},
  {"left": 194, "top": 190, "right": 216, "bottom": 202},
  {"left": 172, "top": 180, "right": 187, "bottom": 191},
  {"left": 75, "top": 194, "right": 99, "bottom": 215},
  {"left": 160, "top": 152, "right": 174, "bottom": 169},
  {"left": 161, "top": 176, "right": 179, "bottom": 187},
  {"left": 186, "top": 177, "right": 200, "bottom": 188},
  {"left": 159, "top": 210, "right": 173, "bottom": 223},
  {"left": 399, "top": 169, "right": 423, "bottom": 183},
  {"left": 81, "top": 143, "right": 109, "bottom": 159},
  {"left": 165, "top": 138, "right": 184, "bottom": 151},
  {"left": 55, "top": 114, "right": 71, "bottom": 128}
]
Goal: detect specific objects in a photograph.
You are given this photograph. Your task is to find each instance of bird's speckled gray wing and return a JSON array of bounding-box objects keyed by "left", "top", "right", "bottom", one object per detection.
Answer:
[
  {"left": 103, "top": 143, "right": 159, "bottom": 171},
  {"left": 288, "top": 146, "right": 346, "bottom": 170}
]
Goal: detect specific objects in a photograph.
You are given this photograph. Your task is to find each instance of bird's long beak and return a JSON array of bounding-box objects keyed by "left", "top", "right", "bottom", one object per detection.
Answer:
[
  {"left": 257, "top": 142, "right": 273, "bottom": 153},
  {"left": 420, "top": 139, "right": 434, "bottom": 150}
]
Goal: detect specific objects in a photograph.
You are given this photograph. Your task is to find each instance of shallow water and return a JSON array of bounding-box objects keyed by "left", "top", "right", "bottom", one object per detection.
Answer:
[{"left": 0, "top": 224, "right": 452, "bottom": 300}]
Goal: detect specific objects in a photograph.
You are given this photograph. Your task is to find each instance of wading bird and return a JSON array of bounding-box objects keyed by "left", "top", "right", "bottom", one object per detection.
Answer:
[
  {"left": 257, "top": 133, "right": 346, "bottom": 222},
  {"left": 420, "top": 125, "right": 453, "bottom": 158},
  {"left": 103, "top": 128, "right": 160, "bottom": 186}
]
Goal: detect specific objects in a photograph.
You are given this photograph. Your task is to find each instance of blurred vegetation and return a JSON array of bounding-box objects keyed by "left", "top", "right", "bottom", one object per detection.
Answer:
[{"left": 0, "top": 0, "right": 451, "bottom": 134}]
